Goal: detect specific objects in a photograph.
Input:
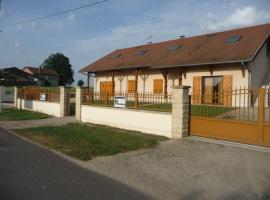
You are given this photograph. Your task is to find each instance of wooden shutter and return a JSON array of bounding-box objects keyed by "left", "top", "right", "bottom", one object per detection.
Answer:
[
  {"left": 100, "top": 82, "right": 106, "bottom": 94},
  {"left": 223, "top": 75, "right": 232, "bottom": 106},
  {"left": 100, "top": 81, "right": 112, "bottom": 99},
  {"left": 193, "top": 76, "right": 201, "bottom": 104},
  {"left": 153, "top": 79, "right": 163, "bottom": 94},
  {"left": 128, "top": 80, "right": 136, "bottom": 93},
  {"left": 108, "top": 82, "right": 112, "bottom": 97}
]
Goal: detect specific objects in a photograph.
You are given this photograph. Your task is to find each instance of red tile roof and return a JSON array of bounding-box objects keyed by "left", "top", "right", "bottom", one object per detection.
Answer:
[
  {"left": 24, "top": 67, "right": 59, "bottom": 76},
  {"left": 80, "top": 23, "right": 270, "bottom": 73}
]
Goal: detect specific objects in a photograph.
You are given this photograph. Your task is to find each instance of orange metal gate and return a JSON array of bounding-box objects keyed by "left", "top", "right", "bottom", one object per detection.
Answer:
[{"left": 190, "top": 87, "right": 270, "bottom": 147}]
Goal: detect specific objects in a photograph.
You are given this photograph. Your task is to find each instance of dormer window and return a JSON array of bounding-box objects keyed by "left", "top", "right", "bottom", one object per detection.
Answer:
[
  {"left": 168, "top": 45, "right": 182, "bottom": 51},
  {"left": 134, "top": 50, "right": 148, "bottom": 56},
  {"left": 224, "top": 35, "right": 241, "bottom": 44}
]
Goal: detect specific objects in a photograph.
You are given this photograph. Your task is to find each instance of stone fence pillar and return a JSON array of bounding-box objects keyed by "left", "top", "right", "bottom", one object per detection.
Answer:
[
  {"left": 75, "top": 87, "right": 82, "bottom": 121},
  {"left": 60, "top": 87, "right": 68, "bottom": 117},
  {"left": 171, "top": 86, "right": 190, "bottom": 138},
  {"left": 14, "top": 86, "right": 22, "bottom": 109}
]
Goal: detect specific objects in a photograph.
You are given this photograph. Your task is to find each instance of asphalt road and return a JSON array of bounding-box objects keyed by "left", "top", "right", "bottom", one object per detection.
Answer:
[{"left": 0, "top": 128, "right": 151, "bottom": 200}]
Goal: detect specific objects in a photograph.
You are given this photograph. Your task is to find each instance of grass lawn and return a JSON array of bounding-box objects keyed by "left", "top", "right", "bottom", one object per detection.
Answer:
[
  {"left": 89, "top": 99, "right": 172, "bottom": 112},
  {"left": 191, "top": 105, "right": 233, "bottom": 117},
  {"left": 87, "top": 100, "right": 233, "bottom": 116},
  {"left": 15, "top": 123, "right": 167, "bottom": 161},
  {"left": 0, "top": 108, "right": 51, "bottom": 121}
]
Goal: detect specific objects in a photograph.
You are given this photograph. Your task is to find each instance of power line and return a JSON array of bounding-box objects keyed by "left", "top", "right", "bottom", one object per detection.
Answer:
[{"left": 0, "top": 0, "right": 110, "bottom": 28}]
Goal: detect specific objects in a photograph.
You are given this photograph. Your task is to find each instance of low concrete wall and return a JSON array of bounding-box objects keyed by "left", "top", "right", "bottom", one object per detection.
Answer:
[
  {"left": 19, "top": 99, "right": 61, "bottom": 117},
  {"left": 81, "top": 105, "right": 172, "bottom": 138}
]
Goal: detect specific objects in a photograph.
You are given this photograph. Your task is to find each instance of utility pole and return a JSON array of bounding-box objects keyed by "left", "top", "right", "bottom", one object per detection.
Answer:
[
  {"left": 0, "top": 0, "right": 2, "bottom": 32},
  {"left": 0, "top": 86, "right": 2, "bottom": 112}
]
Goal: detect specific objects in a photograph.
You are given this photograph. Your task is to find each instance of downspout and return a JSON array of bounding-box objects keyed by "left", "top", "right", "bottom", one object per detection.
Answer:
[{"left": 241, "top": 61, "right": 250, "bottom": 89}]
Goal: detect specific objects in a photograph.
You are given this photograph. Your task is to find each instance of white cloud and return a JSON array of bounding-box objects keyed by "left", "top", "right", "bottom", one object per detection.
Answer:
[
  {"left": 16, "top": 24, "right": 22, "bottom": 30},
  {"left": 68, "top": 12, "right": 75, "bottom": 21},
  {"left": 30, "top": 21, "right": 36, "bottom": 28},
  {"left": 205, "top": 6, "right": 270, "bottom": 31},
  {"left": 73, "top": 4, "right": 195, "bottom": 65},
  {"left": 15, "top": 41, "right": 20, "bottom": 48},
  {"left": 57, "top": 20, "right": 63, "bottom": 28}
]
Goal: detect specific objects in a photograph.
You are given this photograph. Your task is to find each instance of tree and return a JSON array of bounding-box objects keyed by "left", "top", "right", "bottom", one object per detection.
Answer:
[
  {"left": 77, "top": 79, "right": 84, "bottom": 87},
  {"left": 41, "top": 53, "right": 74, "bottom": 86}
]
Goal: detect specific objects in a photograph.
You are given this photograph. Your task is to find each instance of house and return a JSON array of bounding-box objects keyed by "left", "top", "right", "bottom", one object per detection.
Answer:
[
  {"left": 0, "top": 67, "right": 37, "bottom": 86},
  {"left": 23, "top": 66, "right": 59, "bottom": 86},
  {"left": 80, "top": 23, "right": 270, "bottom": 105}
]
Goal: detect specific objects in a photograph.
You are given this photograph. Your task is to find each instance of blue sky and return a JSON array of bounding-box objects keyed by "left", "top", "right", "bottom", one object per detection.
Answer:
[{"left": 0, "top": 0, "right": 270, "bottom": 84}]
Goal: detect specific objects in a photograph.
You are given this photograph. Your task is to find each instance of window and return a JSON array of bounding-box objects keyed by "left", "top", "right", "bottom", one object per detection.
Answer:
[
  {"left": 153, "top": 79, "right": 163, "bottom": 94},
  {"left": 128, "top": 80, "right": 136, "bottom": 93},
  {"left": 168, "top": 45, "right": 182, "bottom": 51},
  {"left": 202, "top": 76, "right": 223, "bottom": 104},
  {"left": 134, "top": 50, "right": 148, "bottom": 56},
  {"left": 224, "top": 35, "right": 241, "bottom": 44}
]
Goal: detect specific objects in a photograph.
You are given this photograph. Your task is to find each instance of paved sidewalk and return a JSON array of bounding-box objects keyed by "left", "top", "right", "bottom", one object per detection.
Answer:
[{"left": 0, "top": 116, "right": 77, "bottom": 130}]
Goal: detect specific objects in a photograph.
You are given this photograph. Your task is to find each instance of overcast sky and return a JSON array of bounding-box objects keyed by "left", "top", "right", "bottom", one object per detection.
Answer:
[{"left": 0, "top": 0, "right": 270, "bottom": 83}]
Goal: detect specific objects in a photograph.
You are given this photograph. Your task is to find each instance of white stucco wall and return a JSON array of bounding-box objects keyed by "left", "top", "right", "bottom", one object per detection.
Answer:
[
  {"left": 183, "top": 67, "right": 248, "bottom": 91},
  {"left": 95, "top": 66, "right": 248, "bottom": 93},
  {"left": 81, "top": 105, "right": 172, "bottom": 138},
  {"left": 19, "top": 99, "right": 61, "bottom": 117}
]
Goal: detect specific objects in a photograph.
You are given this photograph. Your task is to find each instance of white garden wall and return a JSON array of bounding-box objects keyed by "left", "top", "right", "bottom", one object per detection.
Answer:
[
  {"left": 18, "top": 99, "right": 61, "bottom": 117},
  {"left": 81, "top": 105, "right": 172, "bottom": 138}
]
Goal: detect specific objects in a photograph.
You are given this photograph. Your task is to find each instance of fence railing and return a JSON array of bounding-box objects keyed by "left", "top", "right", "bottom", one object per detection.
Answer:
[
  {"left": 18, "top": 87, "right": 60, "bottom": 102},
  {"left": 82, "top": 91, "right": 172, "bottom": 112},
  {"left": 191, "top": 88, "right": 260, "bottom": 122}
]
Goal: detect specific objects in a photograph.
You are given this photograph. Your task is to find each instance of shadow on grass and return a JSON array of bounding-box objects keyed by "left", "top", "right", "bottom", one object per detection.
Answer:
[{"left": 0, "top": 108, "right": 51, "bottom": 121}]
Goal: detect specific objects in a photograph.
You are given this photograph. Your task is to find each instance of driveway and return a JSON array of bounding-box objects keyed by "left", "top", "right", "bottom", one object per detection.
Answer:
[
  {"left": 86, "top": 139, "right": 270, "bottom": 200},
  {"left": 0, "top": 128, "right": 151, "bottom": 200}
]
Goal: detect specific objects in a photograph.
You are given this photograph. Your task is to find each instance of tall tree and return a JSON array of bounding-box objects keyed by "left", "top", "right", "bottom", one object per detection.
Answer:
[
  {"left": 77, "top": 79, "right": 84, "bottom": 87},
  {"left": 41, "top": 53, "right": 74, "bottom": 86}
]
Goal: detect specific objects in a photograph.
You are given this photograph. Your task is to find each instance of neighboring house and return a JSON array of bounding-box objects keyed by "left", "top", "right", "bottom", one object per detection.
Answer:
[
  {"left": 0, "top": 67, "right": 37, "bottom": 86},
  {"left": 80, "top": 23, "right": 270, "bottom": 105},
  {"left": 23, "top": 66, "right": 59, "bottom": 86}
]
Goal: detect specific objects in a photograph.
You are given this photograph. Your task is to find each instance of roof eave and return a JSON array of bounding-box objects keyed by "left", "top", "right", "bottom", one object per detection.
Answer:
[
  {"left": 249, "top": 30, "right": 270, "bottom": 61},
  {"left": 152, "top": 59, "right": 253, "bottom": 69}
]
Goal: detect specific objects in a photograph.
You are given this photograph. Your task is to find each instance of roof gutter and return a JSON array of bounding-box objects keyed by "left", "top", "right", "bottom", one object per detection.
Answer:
[
  {"left": 80, "top": 65, "right": 152, "bottom": 74},
  {"left": 152, "top": 59, "right": 253, "bottom": 69}
]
